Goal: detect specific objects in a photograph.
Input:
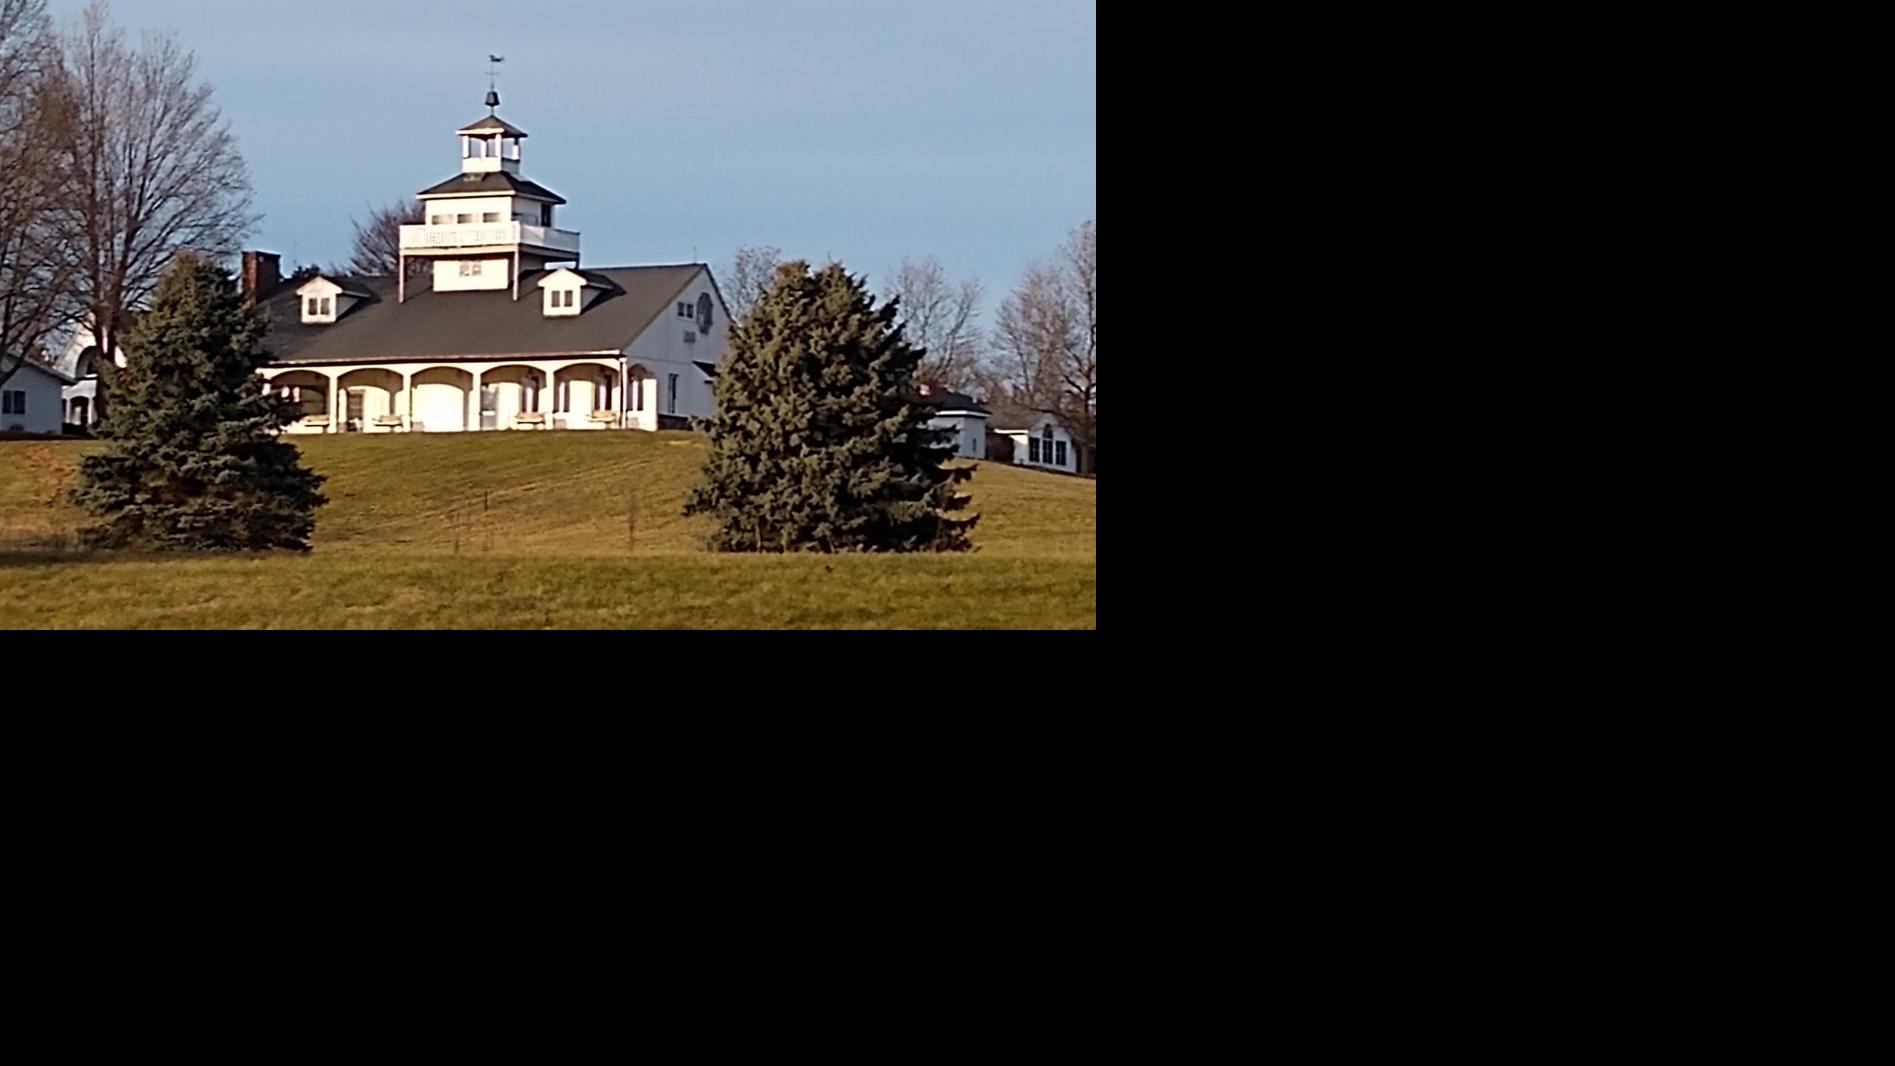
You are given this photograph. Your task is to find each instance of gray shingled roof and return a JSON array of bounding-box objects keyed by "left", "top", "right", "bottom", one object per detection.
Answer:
[
  {"left": 417, "top": 171, "right": 567, "bottom": 204},
  {"left": 459, "top": 114, "right": 530, "bottom": 137},
  {"left": 922, "top": 389, "right": 990, "bottom": 416},
  {"left": 987, "top": 399, "right": 1058, "bottom": 431},
  {"left": 256, "top": 265, "right": 706, "bottom": 365}
]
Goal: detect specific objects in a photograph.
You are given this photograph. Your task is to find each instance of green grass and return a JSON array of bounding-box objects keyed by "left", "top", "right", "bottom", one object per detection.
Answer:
[{"left": 0, "top": 432, "right": 1095, "bottom": 628}]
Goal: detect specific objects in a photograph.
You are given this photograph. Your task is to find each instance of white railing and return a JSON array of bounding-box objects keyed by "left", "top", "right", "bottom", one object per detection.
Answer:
[
  {"left": 518, "top": 224, "right": 581, "bottom": 256},
  {"left": 400, "top": 223, "right": 581, "bottom": 257}
]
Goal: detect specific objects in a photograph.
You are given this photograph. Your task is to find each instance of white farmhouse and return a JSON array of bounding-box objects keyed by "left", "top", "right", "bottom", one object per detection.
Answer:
[
  {"left": 1, "top": 360, "right": 74, "bottom": 436},
  {"left": 240, "top": 94, "right": 728, "bottom": 433}
]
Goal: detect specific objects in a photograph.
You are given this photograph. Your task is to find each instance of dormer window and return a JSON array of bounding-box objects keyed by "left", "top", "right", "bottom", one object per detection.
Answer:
[
  {"left": 544, "top": 284, "right": 580, "bottom": 316},
  {"left": 537, "top": 267, "right": 600, "bottom": 317},
  {"left": 302, "top": 292, "right": 337, "bottom": 324},
  {"left": 297, "top": 276, "right": 362, "bottom": 325}
]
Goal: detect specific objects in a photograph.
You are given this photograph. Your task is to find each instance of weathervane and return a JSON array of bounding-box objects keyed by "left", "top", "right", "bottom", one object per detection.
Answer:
[{"left": 485, "top": 54, "right": 505, "bottom": 112}]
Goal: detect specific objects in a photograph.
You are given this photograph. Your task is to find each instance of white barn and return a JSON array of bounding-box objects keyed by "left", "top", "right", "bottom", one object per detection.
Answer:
[
  {"left": 240, "top": 95, "right": 728, "bottom": 433},
  {"left": 1, "top": 360, "right": 74, "bottom": 436}
]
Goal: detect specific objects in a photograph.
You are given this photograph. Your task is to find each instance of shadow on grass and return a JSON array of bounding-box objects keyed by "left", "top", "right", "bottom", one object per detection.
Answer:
[{"left": 0, "top": 547, "right": 311, "bottom": 568}]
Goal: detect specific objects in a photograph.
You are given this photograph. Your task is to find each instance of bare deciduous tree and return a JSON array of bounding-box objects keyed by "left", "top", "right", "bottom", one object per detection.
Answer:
[
  {"left": 343, "top": 198, "right": 425, "bottom": 277},
  {"left": 883, "top": 256, "right": 982, "bottom": 390},
  {"left": 726, "top": 244, "right": 781, "bottom": 323},
  {"left": 0, "top": 0, "right": 72, "bottom": 392},
  {"left": 988, "top": 220, "right": 1096, "bottom": 474},
  {"left": 49, "top": 0, "right": 258, "bottom": 415}
]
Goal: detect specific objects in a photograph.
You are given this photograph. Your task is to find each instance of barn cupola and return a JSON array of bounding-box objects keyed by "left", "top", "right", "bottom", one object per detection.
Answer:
[
  {"left": 397, "top": 81, "right": 580, "bottom": 304},
  {"left": 459, "top": 113, "right": 526, "bottom": 175}
]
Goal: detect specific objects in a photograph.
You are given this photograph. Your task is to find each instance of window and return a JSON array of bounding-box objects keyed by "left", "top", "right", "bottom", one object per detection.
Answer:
[
  {"left": 283, "top": 385, "right": 326, "bottom": 418},
  {"left": 1029, "top": 437, "right": 1041, "bottom": 463},
  {"left": 1055, "top": 441, "right": 1067, "bottom": 467},
  {"left": 306, "top": 297, "right": 320, "bottom": 316},
  {"left": 562, "top": 289, "right": 575, "bottom": 308},
  {"left": 2, "top": 389, "right": 23, "bottom": 415},
  {"left": 631, "top": 378, "right": 644, "bottom": 412},
  {"left": 678, "top": 302, "right": 692, "bottom": 317},
  {"left": 1041, "top": 425, "right": 1054, "bottom": 465},
  {"left": 319, "top": 297, "right": 332, "bottom": 316},
  {"left": 668, "top": 374, "right": 679, "bottom": 414},
  {"left": 430, "top": 214, "right": 449, "bottom": 225},
  {"left": 540, "top": 205, "right": 553, "bottom": 226},
  {"left": 483, "top": 212, "right": 501, "bottom": 223},
  {"left": 456, "top": 213, "right": 473, "bottom": 224}
]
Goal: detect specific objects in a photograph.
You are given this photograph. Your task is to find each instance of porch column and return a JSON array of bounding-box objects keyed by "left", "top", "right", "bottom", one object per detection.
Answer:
[
  {"left": 542, "top": 364, "right": 562, "bottom": 429},
  {"left": 327, "top": 372, "right": 339, "bottom": 434},
  {"left": 468, "top": 369, "right": 484, "bottom": 431},
  {"left": 402, "top": 370, "right": 414, "bottom": 431}
]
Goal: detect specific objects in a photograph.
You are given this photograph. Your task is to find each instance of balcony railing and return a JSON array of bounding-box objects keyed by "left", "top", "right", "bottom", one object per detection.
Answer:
[{"left": 400, "top": 222, "right": 581, "bottom": 257}]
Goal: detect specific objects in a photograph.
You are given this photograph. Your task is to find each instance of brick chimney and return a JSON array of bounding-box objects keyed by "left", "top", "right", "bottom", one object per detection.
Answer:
[{"left": 241, "top": 250, "right": 281, "bottom": 306}]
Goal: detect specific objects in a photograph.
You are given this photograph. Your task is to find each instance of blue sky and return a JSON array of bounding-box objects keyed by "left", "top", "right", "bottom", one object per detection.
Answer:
[{"left": 54, "top": 0, "right": 1095, "bottom": 304}]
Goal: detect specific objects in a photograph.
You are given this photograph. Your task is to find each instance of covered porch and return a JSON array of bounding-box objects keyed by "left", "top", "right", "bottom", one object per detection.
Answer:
[{"left": 263, "top": 357, "right": 641, "bottom": 433}]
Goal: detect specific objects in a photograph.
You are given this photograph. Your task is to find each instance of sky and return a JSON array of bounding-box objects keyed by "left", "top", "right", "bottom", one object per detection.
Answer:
[{"left": 48, "top": 0, "right": 1095, "bottom": 306}]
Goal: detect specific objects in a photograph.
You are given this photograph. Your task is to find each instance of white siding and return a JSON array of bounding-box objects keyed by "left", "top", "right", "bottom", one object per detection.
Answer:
[
  {"left": 433, "top": 257, "right": 510, "bottom": 292},
  {"left": 622, "top": 267, "right": 728, "bottom": 423},
  {"left": 2, "top": 364, "right": 67, "bottom": 435},
  {"left": 1001, "top": 415, "right": 1076, "bottom": 473},
  {"left": 420, "top": 196, "right": 515, "bottom": 224},
  {"left": 927, "top": 414, "right": 986, "bottom": 458}
]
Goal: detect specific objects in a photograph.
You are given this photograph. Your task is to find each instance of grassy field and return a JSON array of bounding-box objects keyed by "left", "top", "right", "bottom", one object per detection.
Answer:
[{"left": 0, "top": 432, "right": 1095, "bottom": 628}]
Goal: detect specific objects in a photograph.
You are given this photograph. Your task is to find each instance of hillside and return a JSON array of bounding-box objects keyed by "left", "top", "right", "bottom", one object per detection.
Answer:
[
  {"left": 0, "top": 432, "right": 1095, "bottom": 628},
  {"left": 0, "top": 431, "right": 1095, "bottom": 557}
]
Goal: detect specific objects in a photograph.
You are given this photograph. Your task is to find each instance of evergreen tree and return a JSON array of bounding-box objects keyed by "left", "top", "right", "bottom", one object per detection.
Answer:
[
  {"left": 73, "top": 254, "right": 327, "bottom": 550},
  {"left": 684, "top": 260, "right": 977, "bottom": 552}
]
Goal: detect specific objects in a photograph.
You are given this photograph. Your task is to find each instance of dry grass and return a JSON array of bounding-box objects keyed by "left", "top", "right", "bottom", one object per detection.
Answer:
[{"left": 0, "top": 432, "right": 1095, "bottom": 628}]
